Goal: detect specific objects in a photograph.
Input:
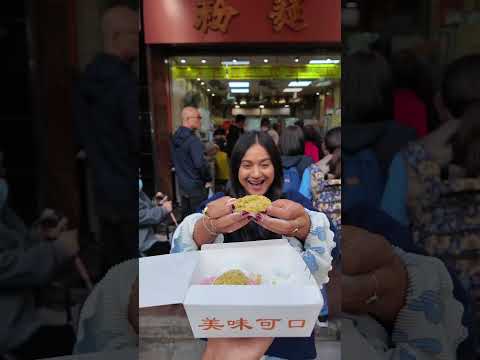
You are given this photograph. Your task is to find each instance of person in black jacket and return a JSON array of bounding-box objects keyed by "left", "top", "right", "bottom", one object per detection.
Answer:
[
  {"left": 172, "top": 107, "right": 212, "bottom": 218},
  {"left": 73, "top": 6, "right": 139, "bottom": 276},
  {"left": 226, "top": 114, "right": 246, "bottom": 158}
]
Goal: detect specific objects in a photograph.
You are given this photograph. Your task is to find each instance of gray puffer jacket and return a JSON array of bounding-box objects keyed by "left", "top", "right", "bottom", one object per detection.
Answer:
[{"left": 0, "top": 207, "right": 69, "bottom": 353}]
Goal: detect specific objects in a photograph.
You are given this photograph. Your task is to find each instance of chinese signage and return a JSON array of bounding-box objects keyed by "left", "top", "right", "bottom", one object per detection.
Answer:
[
  {"left": 171, "top": 64, "right": 341, "bottom": 80},
  {"left": 270, "top": 0, "right": 307, "bottom": 32},
  {"left": 198, "top": 317, "right": 306, "bottom": 332},
  {"left": 143, "top": 0, "right": 340, "bottom": 44},
  {"left": 194, "top": 0, "right": 240, "bottom": 33},
  {"left": 193, "top": 0, "right": 308, "bottom": 34}
]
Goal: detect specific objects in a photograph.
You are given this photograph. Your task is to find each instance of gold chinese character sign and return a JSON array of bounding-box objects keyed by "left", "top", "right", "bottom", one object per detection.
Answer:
[
  {"left": 269, "top": 0, "right": 307, "bottom": 32},
  {"left": 194, "top": 0, "right": 240, "bottom": 34}
]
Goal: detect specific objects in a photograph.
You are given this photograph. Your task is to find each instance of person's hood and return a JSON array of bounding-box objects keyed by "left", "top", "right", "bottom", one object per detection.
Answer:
[
  {"left": 77, "top": 53, "right": 132, "bottom": 101},
  {"left": 342, "top": 121, "right": 388, "bottom": 154},
  {"left": 172, "top": 126, "right": 195, "bottom": 148},
  {"left": 281, "top": 155, "right": 305, "bottom": 168}
]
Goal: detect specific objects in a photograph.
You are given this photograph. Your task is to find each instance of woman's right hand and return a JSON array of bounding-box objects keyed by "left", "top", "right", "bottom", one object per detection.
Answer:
[
  {"left": 203, "top": 196, "right": 236, "bottom": 219},
  {"left": 206, "top": 197, "right": 252, "bottom": 233},
  {"left": 202, "top": 337, "right": 274, "bottom": 360},
  {"left": 210, "top": 211, "right": 252, "bottom": 234},
  {"left": 342, "top": 226, "right": 408, "bottom": 326},
  {"left": 194, "top": 197, "right": 251, "bottom": 247}
]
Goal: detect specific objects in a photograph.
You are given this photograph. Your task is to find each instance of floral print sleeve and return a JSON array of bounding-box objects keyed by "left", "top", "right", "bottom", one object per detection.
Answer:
[{"left": 403, "top": 142, "right": 444, "bottom": 207}]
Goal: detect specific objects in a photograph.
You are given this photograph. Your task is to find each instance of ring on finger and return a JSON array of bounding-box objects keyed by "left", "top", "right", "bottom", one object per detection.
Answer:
[{"left": 291, "top": 219, "right": 300, "bottom": 235}]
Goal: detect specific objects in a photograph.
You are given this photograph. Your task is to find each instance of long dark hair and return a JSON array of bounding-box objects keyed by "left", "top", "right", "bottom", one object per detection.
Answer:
[
  {"left": 279, "top": 125, "right": 305, "bottom": 156},
  {"left": 342, "top": 50, "right": 394, "bottom": 124},
  {"left": 225, "top": 131, "right": 283, "bottom": 242},
  {"left": 452, "top": 103, "right": 480, "bottom": 177},
  {"left": 442, "top": 54, "right": 480, "bottom": 177},
  {"left": 229, "top": 131, "right": 283, "bottom": 200}
]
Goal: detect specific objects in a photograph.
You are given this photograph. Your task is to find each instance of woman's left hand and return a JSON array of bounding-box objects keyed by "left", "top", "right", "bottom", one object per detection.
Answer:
[{"left": 254, "top": 199, "right": 310, "bottom": 240}]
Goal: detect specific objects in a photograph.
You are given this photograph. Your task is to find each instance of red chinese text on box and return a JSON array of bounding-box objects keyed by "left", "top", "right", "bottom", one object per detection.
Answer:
[
  {"left": 288, "top": 319, "right": 306, "bottom": 328},
  {"left": 198, "top": 317, "right": 225, "bottom": 330},
  {"left": 256, "top": 319, "right": 282, "bottom": 330},
  {"left": 227, "top": 318, "right": 253, "bottom": 330}
]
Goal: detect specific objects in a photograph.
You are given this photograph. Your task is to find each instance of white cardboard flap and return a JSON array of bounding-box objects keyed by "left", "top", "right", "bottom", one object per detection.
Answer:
[
  {"left": 139, "top": 252, "right": 199, "bottom": 308},
  {"left": 184, "top": 285, "right": 322, "bottom": 307},
  {"left": 201, "top": 238, "right": 288, "bottom": 251}
]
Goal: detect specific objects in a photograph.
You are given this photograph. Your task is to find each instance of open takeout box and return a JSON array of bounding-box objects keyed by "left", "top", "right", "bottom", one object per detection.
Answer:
[{"left": 139, "top": 239, "right": 323, "bottom": 338}]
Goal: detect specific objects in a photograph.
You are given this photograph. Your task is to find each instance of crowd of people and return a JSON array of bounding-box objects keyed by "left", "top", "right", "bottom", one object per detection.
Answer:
[
  {"left": 1, "top": 5, "right": 141, "bottom": 359},
  {"left": 3, "top": 4, "right": 478, "bottom": 357},
  {"left": 341, "top": 49, "right": 479, "bottom": 359},
  {"left": 146, "top": 48, "right": 479, "bottom": 359}
]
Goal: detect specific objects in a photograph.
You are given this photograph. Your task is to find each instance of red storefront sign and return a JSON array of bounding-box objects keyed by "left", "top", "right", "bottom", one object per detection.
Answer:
[{"left": 143, "top": 0, "right": 340, "bottom": 44}]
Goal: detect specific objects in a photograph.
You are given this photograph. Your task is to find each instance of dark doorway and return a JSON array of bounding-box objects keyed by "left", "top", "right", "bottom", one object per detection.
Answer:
[{"left": 0, "top": 1, "right": 38, "bottom": 223}]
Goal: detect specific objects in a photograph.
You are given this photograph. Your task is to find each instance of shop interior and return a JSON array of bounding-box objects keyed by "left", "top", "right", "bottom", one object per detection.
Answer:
[{"left": 166, "top": 54, "right": 341, "bottom": 142}]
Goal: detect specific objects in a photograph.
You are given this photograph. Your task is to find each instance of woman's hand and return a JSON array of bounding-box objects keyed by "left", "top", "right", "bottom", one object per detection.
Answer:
[
  {"left": 421, "top": 118, "right": 460, "bottom": 166},
  {"left": 341, "top": 226, "right": 408, "bottom": 326},
  {"left": 202, "top": 337, "right": 274, "bottom": 360},
  {"left": 342, "top": 226, "right": 396, "bottom": 274},
  {"left": 315, "top": 154, "right": 333, "bottom": 175},
  {"left": 38, "top": 216, "right": 69, "bottom": 241},
  {"left": 204, "top": 196, "right": 252, "bottom": 233},
  {"left": 211, "top": 211, "right": 252, "bottom": 234},
  {"left": 203, "top": 196, "right": 236, "bottom": 219},
  {"left": 193, "top": 197, "right": 251, "bottom": 247},
  {"left": 254, "top": 199, "right": 310, "bottom": 240}
]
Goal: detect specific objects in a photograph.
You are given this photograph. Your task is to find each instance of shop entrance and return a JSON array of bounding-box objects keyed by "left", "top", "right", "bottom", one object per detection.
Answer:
[{"left": 165, "top": 53, "right": 341, "bottom": 199}]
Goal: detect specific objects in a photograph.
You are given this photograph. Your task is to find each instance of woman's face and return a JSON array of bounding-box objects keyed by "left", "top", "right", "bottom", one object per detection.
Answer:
[{"left": 238, "top": 144, "right": 275, "bottom": 195}]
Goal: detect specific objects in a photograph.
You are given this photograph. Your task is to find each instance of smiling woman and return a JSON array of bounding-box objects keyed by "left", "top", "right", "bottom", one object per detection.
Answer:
[{"left": 169, "top": 130, "right": 337, "bottom": 360}]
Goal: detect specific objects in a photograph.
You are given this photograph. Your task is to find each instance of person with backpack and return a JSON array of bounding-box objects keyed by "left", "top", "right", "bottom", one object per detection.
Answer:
[
  {"left": 300, "top": 127, "right": 341, "bottom": 230},
  {"left": 341, "top": 50, "right": 416, "bottom": 212},
  {"left": 278, "top": 125, "right": 313, "bottom": 193}
]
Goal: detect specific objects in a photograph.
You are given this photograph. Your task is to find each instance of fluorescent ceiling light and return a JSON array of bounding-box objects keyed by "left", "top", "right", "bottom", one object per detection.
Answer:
[
  {"left": 231, "top": 88, "right": 250, "bottom": 94},
  {"left": 288, "top": 81, "right": 311, "bottom": 87},
  {"left": 229, "top": 82, "right": 250, "bottom": 88},
  {"left": 283, "top": 88, "right": 303, "bottom": 93},
  {"left": 222, "top": 60, "right": 250, "bottom": 66},
  {"left": 309, "top": 59, "right": 340, "bottom": 64},
  {"left": 317, "top": 80, "right": 332, "bottom": 87}
]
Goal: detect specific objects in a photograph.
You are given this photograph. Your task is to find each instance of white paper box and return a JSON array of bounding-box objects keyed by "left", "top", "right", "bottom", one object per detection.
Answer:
[{"left": 139, "top": 239, "right": 323, "bottom": 338}]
